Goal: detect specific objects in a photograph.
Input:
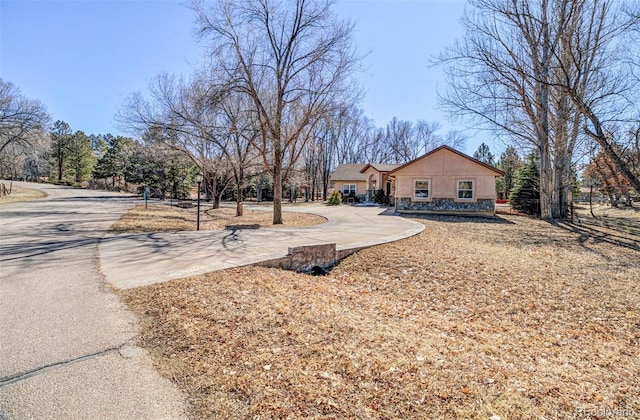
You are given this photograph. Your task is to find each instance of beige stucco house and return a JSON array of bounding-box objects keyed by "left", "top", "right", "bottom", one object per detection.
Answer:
[
  {"left": 389, "top": 145, "right": 504, "bottom": 215},
  {"left": 331, "top": 163, "right": 400, "bottom": 202},
  {"left": 330, "top": 163, "right": 368, "bottom": 201},
  {"left": 360, "top": 163, "right": 400, "bottom": 201}
]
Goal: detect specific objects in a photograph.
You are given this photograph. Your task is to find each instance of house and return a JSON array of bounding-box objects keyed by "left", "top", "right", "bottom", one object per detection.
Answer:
[
  {"left": 360, "top": 163, "right": 401, "bottom": 201},
  {"left": 389, "top": 145, "right": 504, "bottom": 215},
  {"left": 330, "top": 163, "right": 368, "bottom": 201},
  {"left": 331, "top": 163, "right": 401, "bottom": 202}
]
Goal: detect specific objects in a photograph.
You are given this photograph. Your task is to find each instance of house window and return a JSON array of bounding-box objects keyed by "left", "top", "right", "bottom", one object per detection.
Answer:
[
  {"left": 342, "top": 184, "right": 356, "bottom": 196},
  {"left": 457, "top": 180, "right": 474, "bottom": 199},
  {"left": 414, "top": 180, "right": 430, "bottom": 199}
]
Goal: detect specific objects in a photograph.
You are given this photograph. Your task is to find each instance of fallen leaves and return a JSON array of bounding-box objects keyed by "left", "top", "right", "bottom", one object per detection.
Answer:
[
  {"left": 121, "top": 215, "right": 640, "bottom": 419},
  {"left": 109, "top": 204, "right": 326, "bottom": 233}
]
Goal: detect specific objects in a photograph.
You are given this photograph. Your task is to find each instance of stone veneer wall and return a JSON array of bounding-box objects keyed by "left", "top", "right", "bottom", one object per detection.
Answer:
[
  {"left": 255, "top": 244, "right": 372, "bottom": 273},
  {"left": 395, "top": 197, "right": 495, "bottom": 213},
  {"left": 256, "top": 243, "right": 336, "bottom": 272}
]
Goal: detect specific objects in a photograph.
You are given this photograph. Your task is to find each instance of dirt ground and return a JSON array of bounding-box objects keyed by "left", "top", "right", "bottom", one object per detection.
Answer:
[
  {"left": 110, "top": 203, "right": 327, "bottom": 233},
  {"left": 0, "top": 185, "right": 47, "bottom": 204},
  {"left": 121, "top": 214, "right": 639, "bottom": 419}
]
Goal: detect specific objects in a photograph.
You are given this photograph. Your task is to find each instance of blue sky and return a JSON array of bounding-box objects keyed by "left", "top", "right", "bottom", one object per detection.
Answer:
[{"left": 1, "top": 0, "right": 492, "bottom": 155}]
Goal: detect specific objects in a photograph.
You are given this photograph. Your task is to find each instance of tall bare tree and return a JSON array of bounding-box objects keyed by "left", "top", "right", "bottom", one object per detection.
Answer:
[
  {"left": 438, "top": 0, "right": 639, "bottom": 219},
  {"left": 552, "top": 0, "right": 640, "bottom": 194},
  {"left": 192, "top": 0, "right": 360, "bottom": 224},
  {"left": 118, "top": 73, "right": 233, "bottom": 208},
  {"left": 0, "top": 79, "right": 50, "bottom": 179},
  {"left": 0, "top": 79, "right": 50, "bottom": 155},
  {"left": 438, "top": 0, "right": 564, "bottom": 219},
  {"left": 214, "top": 92, "right": 261, "bottom": 215}
]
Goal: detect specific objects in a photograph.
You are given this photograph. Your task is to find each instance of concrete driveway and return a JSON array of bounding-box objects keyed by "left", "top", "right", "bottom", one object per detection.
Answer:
[
  {"left": 0, "top": 181, "right": 423, "bottom": 418},
  {"left": 99, "top": 202, "right": 425, "bottom": 289}
]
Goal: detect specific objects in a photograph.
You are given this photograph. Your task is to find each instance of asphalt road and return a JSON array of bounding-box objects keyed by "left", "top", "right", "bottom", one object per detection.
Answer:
[
  {"left": 0, "top": 182, "right": 424, "bottom": 418},
  {"left": 0, "top": 182, "right": 187, "bottom": 419}
]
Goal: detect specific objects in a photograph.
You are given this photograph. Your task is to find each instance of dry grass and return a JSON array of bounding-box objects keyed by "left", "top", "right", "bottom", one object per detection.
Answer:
[
  {"left": 573, "top": 203, "right": 640, "bottom": 248},
  {"left": 121, "top": 215, "right": 640, "bottom": 419},
  {"left": 109, "top": 203, "right": 326, "bottom": 233},
  {"left": 0, "top": 186, "right": 47, "bottom": 205},
  {"left": 575, "top": 202, "right": 640, "bottom": 219}
]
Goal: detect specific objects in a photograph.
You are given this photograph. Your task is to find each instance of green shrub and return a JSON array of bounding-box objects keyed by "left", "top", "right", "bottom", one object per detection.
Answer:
[
  {"left": 327, "top": 190, "right": 342, "bottom": 205},
  {"left": 373, "top": 189, "right": 390, "bottom": 205}
]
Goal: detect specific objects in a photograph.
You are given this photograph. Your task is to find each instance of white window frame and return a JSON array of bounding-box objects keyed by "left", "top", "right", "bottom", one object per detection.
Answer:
[
  {"left": 342, "top": 183, "right": 357, "bottom": 196},
  {"left": 413, "top": 179, "right": 431, "bottom": 201},
  {"left": 456, "top": 179, "right": 475, "bottom": 201}
]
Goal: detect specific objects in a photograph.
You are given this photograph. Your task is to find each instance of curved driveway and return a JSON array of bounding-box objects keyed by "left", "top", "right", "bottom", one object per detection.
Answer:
[
  {"left": 100, "top": 200, "right": 425, "bottom": 289},
  {"left": 0, "top": 181, "right": 423, "bottom": 418}
]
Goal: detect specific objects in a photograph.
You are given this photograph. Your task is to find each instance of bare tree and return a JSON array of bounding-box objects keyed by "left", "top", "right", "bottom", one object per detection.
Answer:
[
  {"left": 214, "top": 92, "right": 262, "bottom": 215},
  {"left": 0, "top": 80, "right": 50, "bottom": 155},
  {"left": 386, "top": 117, "right": 416, "bottom": 162},
  {"left": 192, "top": 0, "right": 360, "bottom": 224},
  {"left": 552, "top": 0, "right": 640, "bottom": 193},
  {"left": 0, "top": 79, "right": 50, "bottom": 179},
  {"left": 440, "top": 129, "right": 467, "bottom": 150},
  {"left": 118, "top": 73, "right": 234, "bottom": 208},
  {"left": 439, "top": 0, "right": 640, "bottom": 219}
]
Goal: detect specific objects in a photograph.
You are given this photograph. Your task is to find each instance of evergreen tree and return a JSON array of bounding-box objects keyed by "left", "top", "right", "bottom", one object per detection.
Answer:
[
  {"left": 496, "top": 146, "right": 522, "bottom": 199},
  {"left": 66, "top": 130, "right": 96, "bottom": 183},
  {"left": 510, "top": 153, "right": 540, "bottom": 216},
  {"left": 125, "top": 145, "right": 193, "bottom": 199},
  {"left": 473, "top": 142, "right": 495, "bottom": 165},
  {"left": 50, "top": 120, "right": 71, "bottom": 181},
  {"left": 93, "top": 136, "right": 136, "bottom": 188}
]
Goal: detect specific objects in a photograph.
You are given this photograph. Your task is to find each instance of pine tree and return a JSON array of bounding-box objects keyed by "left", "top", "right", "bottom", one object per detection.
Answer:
[
  {"left": 93, "top": 136, "right": 135, "bottom": 189},
  {"left": 497, "top": 146, "right": 522, "bottom": 199},
  {"left": 66, "top": 131, "right": 96, "bottom": 183},
  {"left": 473, "top": 142, "right": 495, "bottom": 165},
  {"left": 510, "top": 153, "right": 540, "bottom": 216},
  {"left": 50, "top": 120, "right": 72, "bottom": 182}
]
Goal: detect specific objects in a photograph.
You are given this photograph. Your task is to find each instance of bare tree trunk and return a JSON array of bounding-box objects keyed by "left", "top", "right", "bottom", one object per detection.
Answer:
[
  {"left": 539, "top": 144, "right": 553, "bottom": 220},
  {"left": 273, "top": 159, "right": 283, "bottom": 224},
  {"left": 236, "top": 168, "right": 243, "bottom": 217},
  {"left": 211, "top": 177, "right": 219, "bottom": 209},
  {"left": 57, "top": 153, "right": 63, "bottom": 182},
  {"left": 214, "top": 188, "right": 223, "bottom": 209},
  {"left": 589, "top": 184, "right": 595, "bottom": 217}
]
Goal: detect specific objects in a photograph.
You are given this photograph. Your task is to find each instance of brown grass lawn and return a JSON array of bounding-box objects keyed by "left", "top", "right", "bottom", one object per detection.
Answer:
[
  {"left": 109, "top": 203, "right": 327, "bottom": 233},
  {"left": 121, "top": 215, "right": 640, "bottom": 419},
  {"left": 573, "top": 203, "right": 640, "bottom": 246},
  {"left": 575, "top": 202, "right": 640, "bottom": 220},
  {"left": 0, "top": 186, "right": 47, "bottom": 205}
]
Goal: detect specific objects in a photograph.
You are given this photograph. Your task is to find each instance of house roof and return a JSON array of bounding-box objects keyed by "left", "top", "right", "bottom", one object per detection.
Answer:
[
  {"left": 388, "top": 145, "right": 505, "bottom": 176},
  {"left": 360, "top": 163, "right": 401, "bottom": 173},
  {"left": 330, "top": 163, "right": 369, "bottom": 182}
]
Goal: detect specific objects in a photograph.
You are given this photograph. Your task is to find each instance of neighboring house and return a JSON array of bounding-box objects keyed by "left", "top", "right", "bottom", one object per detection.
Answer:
[
  {"left": 389, "top": 145, "right": 504, "bottom": 215},
  {"left": 575, "top": 186, "right": 606, "bottom": 203},
  {"left": 330, "top": 163, "right": 368, "bottom": 201}
]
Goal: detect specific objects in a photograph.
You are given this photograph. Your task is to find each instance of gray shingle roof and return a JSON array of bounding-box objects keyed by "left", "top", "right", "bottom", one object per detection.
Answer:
[
  {"left": 362, "top": 163, "right": 401, "bottom": 172},
  {"left": 330, "top": 164, "right": 368, "bottom": 182}
]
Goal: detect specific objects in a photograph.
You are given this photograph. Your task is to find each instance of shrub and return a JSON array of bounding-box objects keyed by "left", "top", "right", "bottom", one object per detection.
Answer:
[
  {"left": 373, "top": 189, "right": 390, "bottom": 205},
  {"left": 327, "top": 190, "right": 342, "bottom": 205}
]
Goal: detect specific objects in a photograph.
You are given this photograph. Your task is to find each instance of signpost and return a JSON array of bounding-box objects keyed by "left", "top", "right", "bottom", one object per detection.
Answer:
[
  {"left": 144, "top": 186, "right": 150, "bottom": 209},
  {"left": 195, "top": 174, "right": 203, "bottom": 231}
]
